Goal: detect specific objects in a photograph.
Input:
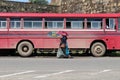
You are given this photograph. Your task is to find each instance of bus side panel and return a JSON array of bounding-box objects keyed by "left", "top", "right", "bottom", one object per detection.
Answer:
[
  {"left": 43, "top": 38, "right": 93, "bottom": 49},
  {"left": 8, "top": 39, "right": 44, "bottom": 49},
  {"left": 105, "top": 35, "right": 119, "bottom": 50},
  {"left": 31, "top": 39, "right": 44, "bottom": 48},
  {"left": 7, "top": 31, "right": 106, "bottom": 49},
  {"left": 114, "top": 36, "right": 120, "bottom": 50},
  {"left": 36, "top": 38, "right": 92, "bottom": 49},
  {"left": 42, "top": 38, "right": 60, "bottom": 48},
  {"left": 42, "top": 30, "right": 105, "bottom": 49},
  {"left": 68, "top": 39, "right": 91, "bottom": 48},
  {"left": 7, "top": 37, "right": 107, "bottom": 49},
  {"left": 0, "top": 39, "right": 8, "bottom": 48},
  {"left": 105, "top": 38, "right": 115, "bottom": 50},
  {"left": 8, "top": 39, "right": 23, "bottom": 48},
  {"left": 0, "top": 31, "right": 8, "bottom": 48},
  {"left": 104, "top": 32, "right": 120, "bottom": 50}
]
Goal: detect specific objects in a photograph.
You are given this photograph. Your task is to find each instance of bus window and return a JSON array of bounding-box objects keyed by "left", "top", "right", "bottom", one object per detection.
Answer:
[
  {"left": 46, "top": 22, "right": 53, "bottom": 29},
  {"left": 0, "top": 18, "right": 7, "bottom": 29},
  {"left": 106, "top": 18, "right": 115, "bottom": 29},
  {"left": 33, "top": 22, "right": 42, "bottom": 28},
  {"left": 66, "top": 18, "right": 84, "bottom": 29},
  {"left": 92, "top": 21, "right": 102, "bottom": 29},
  {"left": 72, "top": 21, "right": 83, "bottom": 29},
  {"left": 24, "top": 18, "right": 42, "bottom": 29},
  {"left": 66, "top": 22, "right": 71, "bottom": 29},
  {"left": 45, "top": 18, "right": 64, "bottom": 29},
  {"left": 10, "top": 18, "right": 21, "bottom": 29},
  {"left": 118, "top": 18, "right": 120, "bottom": 30},
  {"left": 57, "top": 22, "right": 64, "bottom": 28},
  {"left": 87, "top": 18, "right": 102, "bottom": 29},
  {"left": 87, "top": 22, "right": 91, "bottom": 29}
]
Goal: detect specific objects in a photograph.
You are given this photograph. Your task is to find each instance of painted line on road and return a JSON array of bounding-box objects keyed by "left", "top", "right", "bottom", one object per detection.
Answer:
[
  {"left": 0, "top": 70, "right": 35, "bottom": 78},
  {"left": 34, "top": 70, "right": 75, "bottom": 79},
  {"left": 91, "top": 69, "right": 111, "bottom": 75}
]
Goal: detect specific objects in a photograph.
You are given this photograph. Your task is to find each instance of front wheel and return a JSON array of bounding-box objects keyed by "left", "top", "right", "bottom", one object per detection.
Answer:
[
  {"left": 91, "top": 42, "right": 106, "bottom": 57},
  {"left": 17, "top": 41, "right": 34, "bottom": 57}
]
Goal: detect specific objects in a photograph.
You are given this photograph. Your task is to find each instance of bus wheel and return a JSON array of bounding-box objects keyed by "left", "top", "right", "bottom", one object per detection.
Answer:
[
  {"left": 17, "top": 41, "right": 34, "bottom": 57},
  {"left": 91, "top": 42, "right": 106, "bottom": 57}
]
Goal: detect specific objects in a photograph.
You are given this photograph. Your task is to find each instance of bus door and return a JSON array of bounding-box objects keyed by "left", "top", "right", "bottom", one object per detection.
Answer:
[
  {"left": 115, "top": 18, "right": 120, "bottom": 49},
  {"left": 105, "top": 18, "right": 117, "bottom": 49}
]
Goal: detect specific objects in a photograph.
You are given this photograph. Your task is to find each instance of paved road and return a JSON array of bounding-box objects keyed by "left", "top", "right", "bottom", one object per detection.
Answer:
[{"left": 0, "top": 56, "right": 120, "bottom": 80}]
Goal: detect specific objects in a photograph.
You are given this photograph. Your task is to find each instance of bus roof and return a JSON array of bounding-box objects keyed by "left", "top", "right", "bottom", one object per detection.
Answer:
[{"left": 0, "top": 13, "right": 120, "bottom": 18}]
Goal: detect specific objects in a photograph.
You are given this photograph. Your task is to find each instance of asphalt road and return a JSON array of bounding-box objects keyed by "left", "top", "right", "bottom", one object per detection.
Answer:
[{"left": 0, "top": 56, "right": 120, "bottom": 80}]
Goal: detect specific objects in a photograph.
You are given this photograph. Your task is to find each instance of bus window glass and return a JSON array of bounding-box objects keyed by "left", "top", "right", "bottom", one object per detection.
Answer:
[
  {"left": 11, "top": 22, "right": 14, "bottom": 28},
  {"left": 118, "top": 18, "right": 120, "bottom": 30},
  {"left": 87, "top": 22, "right": 91, "bottom": 29},
  {"left": 57, "top": 22, "right": 63, "bottom": 28},
  {"left": 66, "top": 18, "right": 84, "bottom": 29},
  {"left": 10, "top": 18, "right": 21, "bottom": 29},
  {"left": 66, "top": 22, "right": 71, "bottom": 29},
  {"left": 72, "top": 21, "right": 83, "bottom": 29},
  {"left": 0, "top": 18, "right": 7, "bottom": 28},
  {"left": 16, "top": 22, "right": 20, "bottom": 28},
  {"left": 109, "top": 19, "right": 115, "bottom": 29},
  {"left": 33, "top": 22, "right": 42, "bottom": 28},
  {"left": 92, "top": 22, "right": 101, "bottom": 29},
  {"left": 87, "top": 18, "right": 102, "bottom": 29},
  {"left": 47, "top": 22, "right": 53, "bottom": 28},
  {"left": 24, "top": 22, "right": 32, "bottom": 28},
  {"left": 24, "top": 18, "right": 42, "bottom": 29},
  {"left": 106, "top": 18, "right": 115, "bottom": 29},
  {"left": 45, "top": 18, "right": 64, "bottom": 29},
  {"left": 2, "top": 22, "right": 7, "bottom": 28}
]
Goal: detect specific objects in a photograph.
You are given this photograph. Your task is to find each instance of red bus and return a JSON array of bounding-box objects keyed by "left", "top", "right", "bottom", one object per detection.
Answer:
[{"left": 0, "top": 13, "right": 120, "bottom": 57}]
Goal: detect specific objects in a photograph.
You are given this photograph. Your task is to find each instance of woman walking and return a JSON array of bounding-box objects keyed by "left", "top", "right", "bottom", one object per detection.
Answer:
[{"left": 57, "top": 31, "right": 72, "bottom": 58}]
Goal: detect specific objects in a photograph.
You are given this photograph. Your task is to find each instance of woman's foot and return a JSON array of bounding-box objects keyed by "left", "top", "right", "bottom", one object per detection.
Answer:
[{"left": 68, "top": 55, "right": 73, "bottom": 58}]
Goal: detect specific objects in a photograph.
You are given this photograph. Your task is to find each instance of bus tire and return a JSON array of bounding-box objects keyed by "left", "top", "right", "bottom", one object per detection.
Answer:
[
  {"left": 91, "top": 42, "right": 106, "bottom": 57},
  {"left": 17, "top": 41, "right": 34, "bottom": 57}
]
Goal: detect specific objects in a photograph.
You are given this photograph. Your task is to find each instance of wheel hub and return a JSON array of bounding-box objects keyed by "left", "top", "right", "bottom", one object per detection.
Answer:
[
  {"left": 95, "top": 46, "right": 102, "bottom": 54},
  {"left": 22, "top": 46, "right": 29, "bottom": 52}
]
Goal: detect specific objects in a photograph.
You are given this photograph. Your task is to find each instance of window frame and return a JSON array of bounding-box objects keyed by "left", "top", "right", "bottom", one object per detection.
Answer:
[
  {"left": 87, "top": 18, "right": 103, "bottom": 29},
  {"left": 118, "top": 18, "right": 120, "bottom": 30},
  {"left": 0, "top": 21, "right": 7, "bottom": 29},
  {"left": 66, "top": 18, "right": 84, "bottom": 29},
  {"left": 10, "top": 21, "right": 21, "bottom": 29},
  {"left": 71, "top": 21, "right": 84, "bottom": 29},
  {"left": 45, "top": 21, "right": 64, "bottom": 29},
  {"left": 91, "top": 21, "right": 102, "bottom": 29},
  {"left": 24, "top": 21, "right": 42, "bottom": 29},
  {"left": 109, "top": 18, "right": 115, "bottom": 29}
]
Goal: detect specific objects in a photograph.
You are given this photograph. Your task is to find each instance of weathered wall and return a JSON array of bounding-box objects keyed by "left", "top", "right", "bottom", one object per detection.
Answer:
[
  {"left": 0, "top": 0, "right": 58, "bottom": 13},
  {"left": 1, "top": 0, "right": 120, "bottom": 13},
  {"left": 60, "top": 0, "right": 120, "bottom": 13},
  {"left": 50, "top": 0, "right": 120, "bottom": 13}
]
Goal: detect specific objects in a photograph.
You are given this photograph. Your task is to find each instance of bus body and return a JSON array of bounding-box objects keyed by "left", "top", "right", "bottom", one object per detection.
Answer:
[{"left": 0, "top": 13, "right": 120, "bottom": 57}]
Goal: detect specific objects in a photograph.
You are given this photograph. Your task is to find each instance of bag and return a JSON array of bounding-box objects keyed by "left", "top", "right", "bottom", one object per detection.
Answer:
[
  {"left": 57, "top": 48, "right": 66, "bottom": 58},
  {"left": 60, "top": 43, "right": 65, "bottom": 48},
  {"left": 66, "top": 43, "right": 70, "bottom": 56},
  {"left": 66, "top": 47, "right": 69, "bottom": 56}
]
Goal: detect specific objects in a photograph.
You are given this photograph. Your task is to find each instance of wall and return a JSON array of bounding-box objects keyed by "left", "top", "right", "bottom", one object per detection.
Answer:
[{"left": 0, "top": 0, "right": 58, "bottom": 13}]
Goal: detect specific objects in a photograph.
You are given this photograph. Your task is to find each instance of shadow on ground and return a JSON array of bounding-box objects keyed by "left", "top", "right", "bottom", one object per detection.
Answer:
[{"left": 0, "top": 50, "right": 120, "bottom": 57}]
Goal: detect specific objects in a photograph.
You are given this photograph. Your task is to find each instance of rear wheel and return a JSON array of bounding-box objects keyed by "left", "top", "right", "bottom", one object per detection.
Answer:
[
  {"left": 17, "top": 41, "right": 34, "bottom": 57},
  {"left": 91, "top": 42, "right": 106, "bottom": 57}
]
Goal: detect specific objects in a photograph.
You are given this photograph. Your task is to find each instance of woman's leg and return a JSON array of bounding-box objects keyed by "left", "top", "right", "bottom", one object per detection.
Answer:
[{"left": 61, "top": 47, "right": 66, "bottom": 56}]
